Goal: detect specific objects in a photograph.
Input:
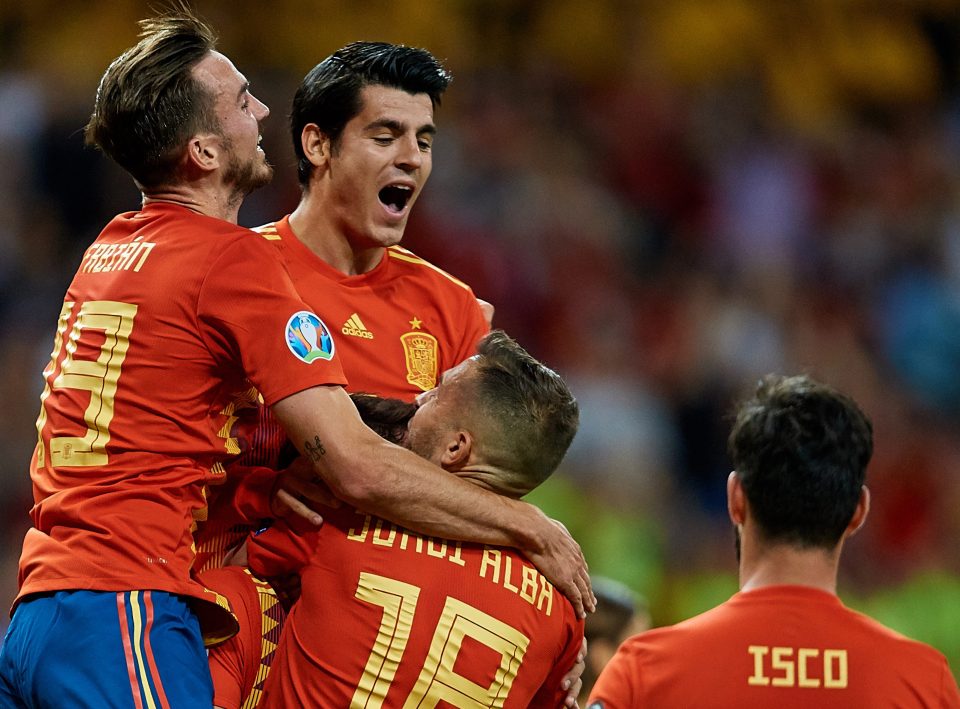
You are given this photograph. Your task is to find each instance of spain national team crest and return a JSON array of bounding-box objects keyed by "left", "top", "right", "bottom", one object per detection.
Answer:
[
  {"left": 401, "top": 331, "right": 438, "bottom": 391},
  {"left": 285, "top": 311, "right": 335, "bottom": 363}
]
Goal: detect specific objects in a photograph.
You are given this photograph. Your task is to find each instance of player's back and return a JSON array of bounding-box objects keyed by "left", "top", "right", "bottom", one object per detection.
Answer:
[
  {"left": 260, "top": 506, "right": 583, "bottom": 708},
  {"left": 589, "top": 584, "right": 959, "bottom": 708},
  {"left": 23, "top": 202, "right": 339, "bottom": 637}
]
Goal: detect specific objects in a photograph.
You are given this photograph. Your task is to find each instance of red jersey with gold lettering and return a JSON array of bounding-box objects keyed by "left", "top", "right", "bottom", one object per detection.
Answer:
[
  {"left": 255, "top": 507, "right": 583, "bottom": 708},
  {"left": 194, "top": 215, "right": 488, "bottom": 571},
  {"left": 588, "top": 585, "right": 960, "bottom": 709},
  {"left": 20, "top": 203, "right": 346, "bottom": 641}
]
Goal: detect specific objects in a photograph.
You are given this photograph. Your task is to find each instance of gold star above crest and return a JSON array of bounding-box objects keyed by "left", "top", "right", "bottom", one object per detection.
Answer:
[{"left": 409, "top": 316, "right": 422, "bottom": 329}]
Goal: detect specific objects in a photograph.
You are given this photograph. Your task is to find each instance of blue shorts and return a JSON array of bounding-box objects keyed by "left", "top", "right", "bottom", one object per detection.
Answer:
[{"left": 0, "top": 590, "right": 213, "bottom": 708}]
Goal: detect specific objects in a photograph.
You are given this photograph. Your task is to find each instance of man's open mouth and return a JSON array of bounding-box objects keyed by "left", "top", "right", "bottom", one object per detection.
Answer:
[{"left": 378, "top": 185, "right": 413, "bottom": 214}]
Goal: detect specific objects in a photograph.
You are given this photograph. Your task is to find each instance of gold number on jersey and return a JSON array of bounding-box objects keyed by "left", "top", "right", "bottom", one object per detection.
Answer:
[
  {"left": 352, "top": 572, "right": 421, "bottom": 708},
  {"left": 353, "top": 573, "right": 530, "bottom": 708},
  {"left": 35, "top": 303, "right": 74, "bottom": 467},
  {"left": 404, "top": 596, "right": 530, "bottom": 708},
  {"left": 35, "top": 300, "right": 138, "bottom": 467}
]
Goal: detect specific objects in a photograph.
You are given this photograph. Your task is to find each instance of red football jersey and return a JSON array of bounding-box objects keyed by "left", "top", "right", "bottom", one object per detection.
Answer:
[
  {"left": 242, "top": 215, "right": 489, "bottom": 462},
  {"left": 588, "top": 585, "right": 960, "bottom": 708},
  {"left": 200, "top": 566, "right": 286, "bottom": 709},
  {"left": 194, "top": 215, "right": 489, "bottom": 571},
  {"left": 266, "top": 215, "right": 487, "bottom": 399},
  {"left": 21, "top": 203, "right": 346, "bottom": 641},
  {"left": 257, "top": 507, "right": 584, "bottom": 708}
]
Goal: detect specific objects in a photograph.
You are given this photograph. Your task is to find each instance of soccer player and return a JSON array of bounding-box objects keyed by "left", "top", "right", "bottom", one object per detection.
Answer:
[
  {"left": 196, "top": 42, "right": 588, "bottom": 706},
  {"left": 0, "top": 10, "right": 591, "bottom": 709},
  {"left": 587, "top": 375, "right": 960, "bottom": 708},
  {"left": 200, "top": 40, "right": 492, "bottom": 489},
  {"left": 194, "top": 43, "right": 492, "bottom": 563},
  {"left": 246, "top": 331, "right": 585, "bottom": 708}
]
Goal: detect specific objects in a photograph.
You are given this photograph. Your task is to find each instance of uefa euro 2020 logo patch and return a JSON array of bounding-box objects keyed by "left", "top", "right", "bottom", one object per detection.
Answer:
[{"left": 285, "top": 311, "right": 335, "bottom": 363}]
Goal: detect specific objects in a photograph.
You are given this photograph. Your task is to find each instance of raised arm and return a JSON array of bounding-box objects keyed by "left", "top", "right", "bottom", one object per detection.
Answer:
[{"left": 271, "top": 384, "right": 595, "bottom": 616}]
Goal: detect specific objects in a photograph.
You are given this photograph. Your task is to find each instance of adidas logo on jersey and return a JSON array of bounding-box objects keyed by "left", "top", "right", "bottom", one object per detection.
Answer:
[{"left": 342, "top": 313, "right": 374, "bottom": 339}]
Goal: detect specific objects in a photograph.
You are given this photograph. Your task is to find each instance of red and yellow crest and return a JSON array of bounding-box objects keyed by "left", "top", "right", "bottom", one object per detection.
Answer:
[{"left": 401, "top": 331, "right": 439, "bottom": 391}]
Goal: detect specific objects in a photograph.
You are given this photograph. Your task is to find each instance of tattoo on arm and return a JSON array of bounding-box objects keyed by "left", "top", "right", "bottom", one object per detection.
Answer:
[{"left": 304, "top": 436, "right": 326, "bottom": 462}]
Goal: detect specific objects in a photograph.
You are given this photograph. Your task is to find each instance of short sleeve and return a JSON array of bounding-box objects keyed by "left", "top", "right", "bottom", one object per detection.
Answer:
[
  {"left": 587, "top": 636, "right": 642, "bottom": 709},
  {"left": 197, "top": 235, "right": 348, "bottom": 405},
  {"left": 451, "top": 294, "right": 491, "bottom": 365},
  {"left": 247, "top": 520, "right": 318, "bottom": 579}
]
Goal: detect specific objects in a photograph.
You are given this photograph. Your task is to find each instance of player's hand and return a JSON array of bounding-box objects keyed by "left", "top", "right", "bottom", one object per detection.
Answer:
[
  {"left": 562, "top": 636, "right": 588, "bottom": 707},
  {"left": 270, "top": 456, "right": 341, "bottom": 529},
  {"left": 523, "top": 507, "right": 595, "bottom": 618}
]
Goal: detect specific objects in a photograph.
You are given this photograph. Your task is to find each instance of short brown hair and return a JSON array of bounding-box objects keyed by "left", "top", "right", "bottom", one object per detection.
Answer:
[
  {"left": 84, "top": 3, "right": 219, "bottom": 188},
  {"left": 468, "top": 330, "right": 579, "bottom": 493}
]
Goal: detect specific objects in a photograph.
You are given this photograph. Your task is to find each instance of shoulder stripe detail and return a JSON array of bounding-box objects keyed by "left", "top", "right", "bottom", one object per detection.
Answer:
[
  {"left": 253, "top": 223, "right": 281, "bottom": 241},
  {"left": 387, "top": 248, "right": 470, "bottom": 290}
]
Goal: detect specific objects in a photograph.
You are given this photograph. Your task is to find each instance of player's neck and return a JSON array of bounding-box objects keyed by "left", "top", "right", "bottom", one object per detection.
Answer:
[
  {"left": 143, "top": 182, "right": 242, "bottom": 224},
  {"left": 289, "top": 200, "right": 384, "bottom": 276},
  {"left": 452, "top": 465, "right": 525, "bottom": 499},
  {"left": 738, "top": 539, "right": 840, "bottom": 595}
]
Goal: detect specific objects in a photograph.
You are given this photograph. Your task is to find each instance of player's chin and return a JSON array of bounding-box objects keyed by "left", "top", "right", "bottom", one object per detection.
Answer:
[
  {"left": 371, "top": 220, "right": 406, "bottom": 247},
  {"left": 381, "top": 231, "right": 405, "bottom": 248},
  {"left": 248, "top": 163, "right": 275, "bottom": 192}
]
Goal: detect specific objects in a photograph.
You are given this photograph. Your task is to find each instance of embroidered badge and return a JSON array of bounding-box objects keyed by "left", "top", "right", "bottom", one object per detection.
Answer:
[
  {"left": 401, "top": 331, "right": 438, "bottom": 391},
  {"left": 285, "top": 311, "right": 335, "bottom": 363}
]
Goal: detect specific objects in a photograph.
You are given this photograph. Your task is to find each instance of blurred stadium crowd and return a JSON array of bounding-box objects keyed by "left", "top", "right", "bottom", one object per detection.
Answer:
[{"left": 1, "top": 0, "right": 958, "bottom": 672}]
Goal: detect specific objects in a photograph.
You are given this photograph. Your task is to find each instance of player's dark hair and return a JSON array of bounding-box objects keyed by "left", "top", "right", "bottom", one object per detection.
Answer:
[
  {"left": 84, "top": 2, "right": 220, "bottom": 188},
  {"left": 469, "top": 330, "right": 579, "bottom": 493},
  {"left": 727, "top": 374, "right": 873, "bottom": 549},
  {"left": 350, "top": 393, "right": 417, "bottom": 446},
  {"left": 291, "top": 41, "right": 451, "bottom": 185}
]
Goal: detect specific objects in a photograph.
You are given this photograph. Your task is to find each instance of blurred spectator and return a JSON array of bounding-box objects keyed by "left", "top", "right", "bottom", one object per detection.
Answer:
[{"left": 579, "top": 576, "right": 651, "bottom": 705}]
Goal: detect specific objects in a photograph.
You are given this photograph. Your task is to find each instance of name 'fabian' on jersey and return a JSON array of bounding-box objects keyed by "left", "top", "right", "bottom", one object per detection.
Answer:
[{"left": 81, "top": 237, "right": 157, "bottom": 274}]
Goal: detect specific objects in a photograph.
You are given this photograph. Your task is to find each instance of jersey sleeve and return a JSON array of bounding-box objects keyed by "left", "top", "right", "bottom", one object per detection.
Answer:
[
  {"left": 586, "top": 636, "right": 642, "bottom": 709},
  {"left": 939, "top": 658, "right": 960, "bottom": 708},
  {"left": 193, "top": 465, "right": 281, "bottom": 573},
  {"left": 452, "top": 294, "right": 491, "bottom": 365},
  {"left": 197, "top": 235, "right": 348, "bottom": 405},
  {"left": 528, "top": 606, "right": 586, "bottom": 708},
  {"left": 247, "top": 520, "right": 318, "bottom": 579},
  {"left": 222, "top": 465, "right": 280, "bottom": 525}
]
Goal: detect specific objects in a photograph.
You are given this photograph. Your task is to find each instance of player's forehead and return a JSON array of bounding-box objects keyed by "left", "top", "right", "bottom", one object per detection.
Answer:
[
  {"left": 436, "top": 356, "right": 478, "bottom": 392},
  {"left": 192, "top": 50, "right": 247, "bottom": 99},
  {"left": 434, "top": 356, "right": 478, "bottom": 399},
  {"left": 355, "top": 84, "right": 435, "bottom": 131}
]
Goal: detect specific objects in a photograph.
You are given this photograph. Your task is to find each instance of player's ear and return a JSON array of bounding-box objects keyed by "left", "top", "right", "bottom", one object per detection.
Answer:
[
  {"left": 185, "top": 133, "right": 221, "bottom": 173},
  {"left": 727, "top": 471, "right": 746, "bottom": 526},
  {"left": 845, "top": 485, "right": 870, "bottom": 537},
  {"left": 301, "top": 123, "right": 332, "bottom": 171},
  {"left": 439, "top": 430, "right": 471, "bottom": 468}
]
